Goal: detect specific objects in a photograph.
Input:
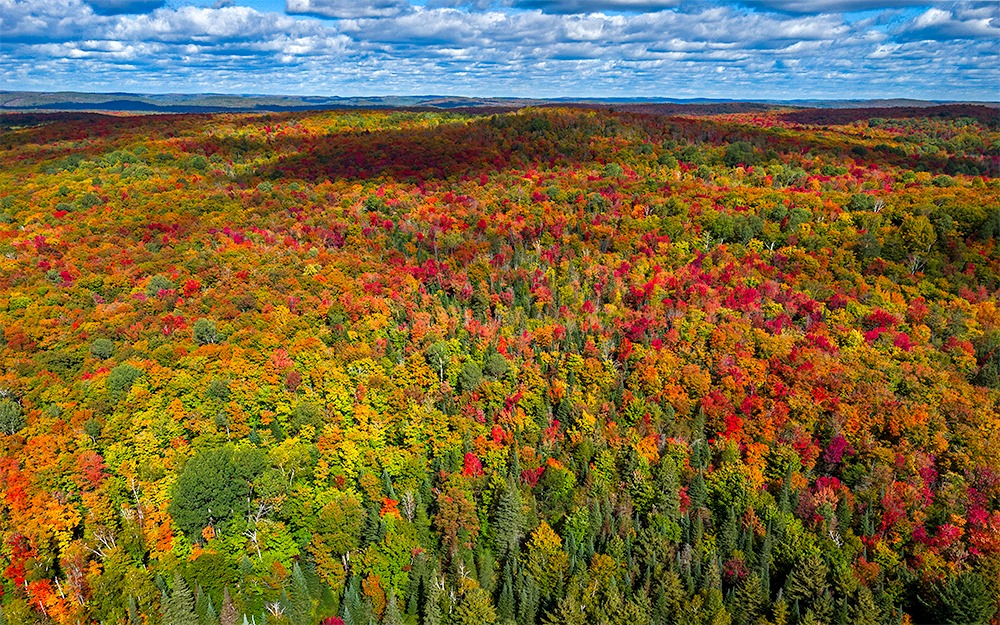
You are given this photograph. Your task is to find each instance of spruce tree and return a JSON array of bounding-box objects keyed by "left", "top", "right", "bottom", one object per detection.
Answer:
[
  {"left": 287, "top": 562, "right": 312, "bottom": 625},
  {"left": 423, "top": 570, "right": 443, "bottom": 625},
  {"left": 784, "top": 553, "right": 829, "bottom": 615},
  {"left": 382, "top": 593, "right": 403, "bottom": 625},
  {"left": 493, "top": 476, "right": 525, "bottom": 558},
  {"left": 219, "top": 586, "right": 239, "bottom": 625},
  {"left": 497, "top": 560, "right": 516, "bottom": 622},
  {"left": 164, "top": 574, "right": 199, "bottom": 625}
]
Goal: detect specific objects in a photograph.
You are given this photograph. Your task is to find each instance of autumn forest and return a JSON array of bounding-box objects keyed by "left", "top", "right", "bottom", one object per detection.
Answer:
[{"left": 0, "top": 105, "right": 999, "bottom": 625}]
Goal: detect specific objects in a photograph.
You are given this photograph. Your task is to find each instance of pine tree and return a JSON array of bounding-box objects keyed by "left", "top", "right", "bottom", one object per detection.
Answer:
[
  {"left": 493, "top": 476, "right": 525, "bottom": 558},
  {"left": 849, "top": 586, "right": 881, "bottom": 625},
  {"left": 656, "top": 456, "right": 681, "bottom": 521},
  {"left": 497, "top": 560, "right": 516, "bottom": 622},
  {"left": 382, "top": 593, "right": 403, "bottom": 625},
  {"left": 164, "top": 574, "right": 199, "bottom": 625},
  {"left": 515, "top": 572, "right": 540, "bottom": 625},
  {"left": 205, "top": 599, "right": 217, "bottom": 625},
  {"left": 732, "top": 573, "right": 765, "bottom": 625},
  {"left": 287, "top": 562, "right": 312, "bottom": 625},
  {"left": 507, "top": 444, "right": 521, "bottom": 480},
  {"left": 784, "top": 553, "right": 829, "bottom": 615},
  {"left": 690, "top": 471, "right": 707, "bottom": 511},
  {"left": 129, "top": 596, "right": 142, "bottom": 625},
  {"left": 758, "top": 521, "right": 772, "bottom": 600},
  {"left": 220, "top": 586, "right": 239, "bottom": 625},
  {"left": 423, "top": 571, "right": 443, "bottom": 625}
]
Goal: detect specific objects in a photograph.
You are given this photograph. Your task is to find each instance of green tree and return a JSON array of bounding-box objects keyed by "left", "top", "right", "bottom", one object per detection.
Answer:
[
  {"left": 194, "top": 318, "right": 220, "bottom": 345},
  {"left": 108, "top": 364, "right": 143, "bottom": 397},
  {"left": 168, "top": 445, "right": 266, "bottom": 540},
  {"left": 493, "top": 476, "right": 525, "bottom": 558},
  {"left": 90, "top": 338, "right": 115, "bottom": 359},
  {"left": 164, "top": 575, "right": 198, "bottom": 625},
  {"left": 723, "top": 141, "right": 756, "bottom": 167},
  {"left": 287, "top": 563, "right": 312, "bottom": 624},
  {"left": 0, "top": 399, "right": 25, "bottom": 435},
  {"left": 382, "top": 592, "right": 403, "bottom": 625},
  {"left": 921, "top": 571, "right": 996, "bottom": 625},
  {"left": 458, "top": 361, "right": 484, "bottom": 392},
  {"left": 146, "top": 274, "right": 176, "bottom": 297}
]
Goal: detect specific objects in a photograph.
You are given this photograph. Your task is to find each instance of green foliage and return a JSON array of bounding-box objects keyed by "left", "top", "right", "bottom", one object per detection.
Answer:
[
  {"left": 90, "top": 337, "right": 115, "bottom": 359},
  {"left": 146, "top": 274, "right": 176, "bottom": 296},
  {"left": 193, "top": 318, "right": 219, "bottom": 345},
  {"left": 919, "top": 572, "right": 997, "bottom": 625},
  {"left": 108, "top": 363, "right": 143, "bottom": 397},
  {"left": 0, "top": 399, "right": 25, "bottom": 435},
  {"left": 168, "top": 445, "right": 266, "bottom": 540},
  {"left": 458, "top": 361, "right": 484, "bottom": 392},
  {"left": 163, "top": 574, "right": 198, "bottom": 625}
]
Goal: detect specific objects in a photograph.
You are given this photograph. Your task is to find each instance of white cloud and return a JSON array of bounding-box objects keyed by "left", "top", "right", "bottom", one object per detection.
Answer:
[
  {"left": 1, "top": 0, "right": 997, "bottom": 100},
  {"left": 286, "top": 0, "right": 410, "bottom": 19},
  {"left": 898, "top": 5, "right": 1000, "bottom": 40}
]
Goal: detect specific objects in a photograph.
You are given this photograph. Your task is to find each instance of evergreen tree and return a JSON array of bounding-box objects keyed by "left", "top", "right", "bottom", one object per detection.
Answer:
[
  {"left": 493, "top": 476, "right": 526, "bottom": 558},
  {"left": 921, "top": 571, "right": 996, "bottom": 625},
  {"left": 732, "top": 573, "right": 765, "bottom": 625},
  {"left": 516, "top": 572, "right": 540, "bottom": 625},
  {"left": 849, "top": 586, "right": 881, "bottom": 625},
  {"left": 382, "top": 593, "right": 403, "bottom": 625},
  {"left": 423, "top": 571, "right": 443, "bottom": 625},
  {"left": 164, "top": 574, "right": 199, "bottom": 625},
  {"left": 690, "top": 471, "right": 707, "bottom": 511},
  {"left": 287, "top": 562, "right": 312, "bottom": 625},
  {"left": 497, "top": 564, "right": 516, "bottom": 623},
  {"left": 783, "top": 554, "right": 828, "bottom": 617},
  {"left": 219, "top": 587, "right": 239, "bottom": 625}
]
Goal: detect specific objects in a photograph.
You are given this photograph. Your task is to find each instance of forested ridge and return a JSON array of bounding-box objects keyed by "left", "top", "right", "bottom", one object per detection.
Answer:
[{"left": 0, "top": 106, "right": 999, "bottom": 624}]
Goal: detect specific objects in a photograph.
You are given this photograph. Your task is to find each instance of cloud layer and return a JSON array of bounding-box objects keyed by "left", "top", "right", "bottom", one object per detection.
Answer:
[{"left": 2, "top": 0, "right": 997, "bottom": 99}]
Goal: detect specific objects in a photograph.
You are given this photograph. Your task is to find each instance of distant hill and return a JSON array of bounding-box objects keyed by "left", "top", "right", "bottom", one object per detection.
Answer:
[{"left": 2, "top": 90, "right": 996, "bottom": 114}]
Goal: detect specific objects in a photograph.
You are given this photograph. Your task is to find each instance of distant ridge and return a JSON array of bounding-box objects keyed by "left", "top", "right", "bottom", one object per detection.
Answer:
[{"left": 2, "top": 90, "right": 997, "bottom": 114}]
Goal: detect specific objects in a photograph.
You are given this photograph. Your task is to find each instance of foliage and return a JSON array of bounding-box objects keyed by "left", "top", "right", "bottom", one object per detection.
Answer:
[{"left": 0, "top": 106, "right": 998, "bottom": 624}]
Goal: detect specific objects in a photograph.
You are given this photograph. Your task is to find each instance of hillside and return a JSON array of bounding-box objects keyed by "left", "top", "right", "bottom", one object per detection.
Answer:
[{"left": 0, "top": 107, "right": 999, "bottom": 624}]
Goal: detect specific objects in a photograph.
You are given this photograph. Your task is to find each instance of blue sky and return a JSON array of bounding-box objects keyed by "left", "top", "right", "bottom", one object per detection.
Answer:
[{"left": 2, "top": 0, "right": 998, "bottom": 99}]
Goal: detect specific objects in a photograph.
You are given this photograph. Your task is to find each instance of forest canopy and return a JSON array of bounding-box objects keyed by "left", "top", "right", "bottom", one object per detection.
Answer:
[{"left": 0, "top": 106, "right": 999, "bottom": 624}]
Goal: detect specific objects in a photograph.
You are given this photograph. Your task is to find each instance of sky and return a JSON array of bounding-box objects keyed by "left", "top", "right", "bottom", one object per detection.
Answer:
[{"left": 1, "top": 0, "right": 998, "bottom": 100}]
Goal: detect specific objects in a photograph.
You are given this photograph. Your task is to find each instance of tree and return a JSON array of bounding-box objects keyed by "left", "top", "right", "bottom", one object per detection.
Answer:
[
  {"left": 108, "top": 364, "right": 143, "bottom": 397},
  {"left": 0, "top": 399, "right": 25, "bottom": 435},
  {"left": 194, "top": 318, "right": 219, "bottom": 345},
  {"left": 920, "top": 571, "right": 996, "bottom": 625},
  {"left": 219, "top": 586, "right": 239, "bottom": 625},
  {"left": 287, "top": 563, "right": 312, "bottom": 625},
  {"left": 168, "top": 445, "right": 266, "bottom": 540},
  {"left": 458, "top": 361, "right": 484, "bottom": 392},
  {"left": 454, "top": 579, "right": 497, "bottom": 625},
  {"left": 146, "top": 274, "right": 175, "bottom": 297},
  {"left": 382, "top": 592, "right": 403, "bottom": 625},
  {"left": 90, "top": 338, "right": 115, "bottom": 359},
  {"left": 493, "top": 476, "right": 525, "bottom": 558},
  {"left": 163, "top": 574, "right": 198, "bottom": 625},
  {"left": 723, "top": 141, "right": 756, "bottom": 167}
]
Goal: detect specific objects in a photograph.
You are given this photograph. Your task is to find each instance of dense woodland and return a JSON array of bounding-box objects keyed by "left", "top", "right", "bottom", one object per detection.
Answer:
[{"left": 0, "top": 105, "right": 999, "bottom": 625}]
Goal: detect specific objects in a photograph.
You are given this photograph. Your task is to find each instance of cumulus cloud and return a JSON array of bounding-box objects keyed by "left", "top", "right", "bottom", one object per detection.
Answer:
[
  {"left": 1, "top": 0, "right": 997, "bottom": 100},
  {"left": 897, "top": 5, "right": 1000, "bottom": 41},
  {"left": 286, "top": 0, "right": 411, "bottom": 19}
]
